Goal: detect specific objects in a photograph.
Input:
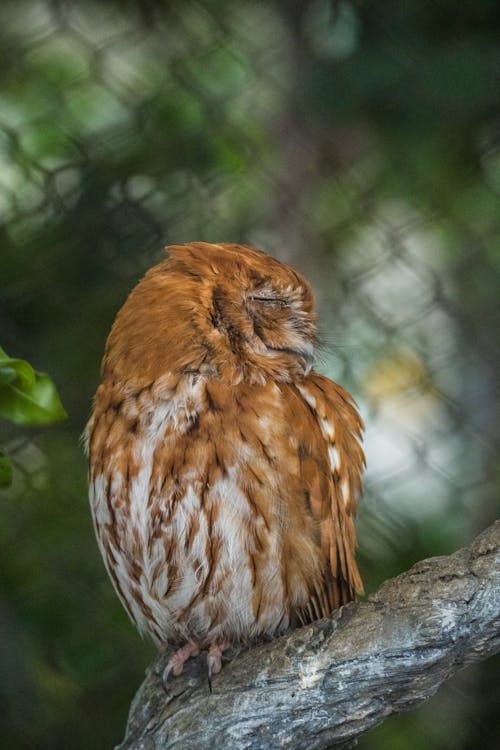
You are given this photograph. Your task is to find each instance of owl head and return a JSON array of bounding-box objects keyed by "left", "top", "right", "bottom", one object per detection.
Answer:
[{"left": 103, "top": 243, "right": 318, "bottom": 386}]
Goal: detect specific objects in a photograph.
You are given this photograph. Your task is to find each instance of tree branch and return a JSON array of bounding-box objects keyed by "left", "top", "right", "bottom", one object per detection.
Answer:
[{"left": 117, "top": 521, "right": 500, "bottom": 750}]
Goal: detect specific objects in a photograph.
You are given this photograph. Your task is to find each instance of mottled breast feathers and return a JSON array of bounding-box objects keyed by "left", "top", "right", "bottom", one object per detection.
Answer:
[{"left": 86, "top": 242, "right": 365, "bottom": 655}]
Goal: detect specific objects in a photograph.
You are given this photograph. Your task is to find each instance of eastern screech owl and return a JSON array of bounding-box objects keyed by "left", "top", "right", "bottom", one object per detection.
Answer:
[{"left": 85, "top": 242, "right": 364, "bottom": 682}]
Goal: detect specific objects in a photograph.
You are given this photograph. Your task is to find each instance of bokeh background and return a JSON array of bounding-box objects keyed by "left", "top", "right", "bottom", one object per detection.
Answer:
[{"left": 1, "top": 1, "right": 499, "bottom": 748}]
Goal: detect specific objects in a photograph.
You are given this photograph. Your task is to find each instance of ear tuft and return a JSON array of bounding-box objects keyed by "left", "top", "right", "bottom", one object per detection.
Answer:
[{"left": 164, "top": 243, "right": 190, "bottom": 259}]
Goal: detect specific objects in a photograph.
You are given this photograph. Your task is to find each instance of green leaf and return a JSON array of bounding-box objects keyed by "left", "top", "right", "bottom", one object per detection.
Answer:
[
  {"left": 0, "top": 347, "right": 67, "bottom": 425},
  {"left": 0, "top": 347, "right": 36, "bottom": 389},
  {"left": 0, "top": 366, "right": 17, "bottom": 385},
  {"left": 0, "top": 449, "right": 13, "bottom": 488}
]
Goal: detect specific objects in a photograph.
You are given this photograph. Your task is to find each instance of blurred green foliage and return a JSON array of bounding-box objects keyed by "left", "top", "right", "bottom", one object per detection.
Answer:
[
  {"left": 0, "top": 347, "right": 66, "bottom": 426},
  {"left": 0, "top": 1, "right": 498, "bottom": 748},
  {"left": 0, "top": 346, "right": 66, "bottom": 486}
]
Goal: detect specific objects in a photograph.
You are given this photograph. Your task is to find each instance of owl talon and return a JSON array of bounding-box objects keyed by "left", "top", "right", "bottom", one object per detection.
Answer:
[
  {"left": 162, "top": 662, "right": 174, "bottom": 685},
  {"left": 206, "top": 642, "right": 228, "bottom": 692},
  {"left": 162, "top": 640, "right": 200, "bottom": 685}
]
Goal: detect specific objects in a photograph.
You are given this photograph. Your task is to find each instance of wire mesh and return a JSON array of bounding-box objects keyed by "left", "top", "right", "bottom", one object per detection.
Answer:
[{"left": 1, "top": 1, "right": 499, "bottom": 749}]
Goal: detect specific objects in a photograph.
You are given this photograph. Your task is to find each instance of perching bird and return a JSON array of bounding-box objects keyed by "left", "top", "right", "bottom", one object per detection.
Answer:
[{"left": 85, "top": 242, "right": 364, "bottom": 684}]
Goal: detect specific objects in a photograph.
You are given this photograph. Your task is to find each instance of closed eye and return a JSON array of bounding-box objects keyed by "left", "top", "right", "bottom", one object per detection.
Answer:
[{"left": 250, "top": 296, "right": 288, "bottom": 306}]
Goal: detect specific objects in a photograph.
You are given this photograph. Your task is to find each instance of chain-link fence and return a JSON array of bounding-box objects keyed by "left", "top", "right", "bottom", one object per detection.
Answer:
[{"left": 1, "top": 1, "right": 499, "bottom": 749}]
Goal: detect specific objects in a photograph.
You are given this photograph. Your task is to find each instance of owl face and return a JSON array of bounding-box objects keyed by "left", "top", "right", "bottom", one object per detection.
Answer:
[
  {"left": 208, "top": 248, "right": 317, "bottom": 380},
  {"left": 104, "top": 243, "right": 318, "bottom": 386}
]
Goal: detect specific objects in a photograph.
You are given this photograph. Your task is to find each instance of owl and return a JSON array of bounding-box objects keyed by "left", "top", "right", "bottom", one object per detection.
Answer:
[{"left": 85, "top": 242, "right": 364, "bottom": 684}]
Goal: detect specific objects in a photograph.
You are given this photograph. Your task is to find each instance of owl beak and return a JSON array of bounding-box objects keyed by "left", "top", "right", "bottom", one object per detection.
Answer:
[
  {"left": 302, "top": 342, "right": 315, "bottom": 375},
  {"left": 266, "top": 341, "right": 315, "bottom": 374}
]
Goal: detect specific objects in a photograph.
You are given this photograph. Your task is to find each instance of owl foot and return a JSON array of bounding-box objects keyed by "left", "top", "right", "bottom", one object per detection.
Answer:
[
  {"left": 162, "top": 640, "right": 200, "bottom": 683},
  {"left": 162, "top": 640, "right": 229, "bottom": 691}
]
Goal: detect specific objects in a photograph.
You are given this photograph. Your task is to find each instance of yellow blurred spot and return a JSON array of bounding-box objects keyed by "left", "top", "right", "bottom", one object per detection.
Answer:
[
  {"left": 34, "top": 661, "right": 81, "bottom": 706},
  {"left": 364, "top": 349, "right": 432, "bottom": 401}
]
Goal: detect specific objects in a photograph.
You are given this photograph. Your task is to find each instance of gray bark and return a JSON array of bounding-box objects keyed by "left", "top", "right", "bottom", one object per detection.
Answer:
[{"left": 117, "top": 521, "right": 500, "bottom": 750}]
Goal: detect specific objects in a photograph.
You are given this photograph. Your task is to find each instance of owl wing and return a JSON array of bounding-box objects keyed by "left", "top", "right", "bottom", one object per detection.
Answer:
[{"left": 294, "top": 371, "right": 365, "bottom": 622}]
